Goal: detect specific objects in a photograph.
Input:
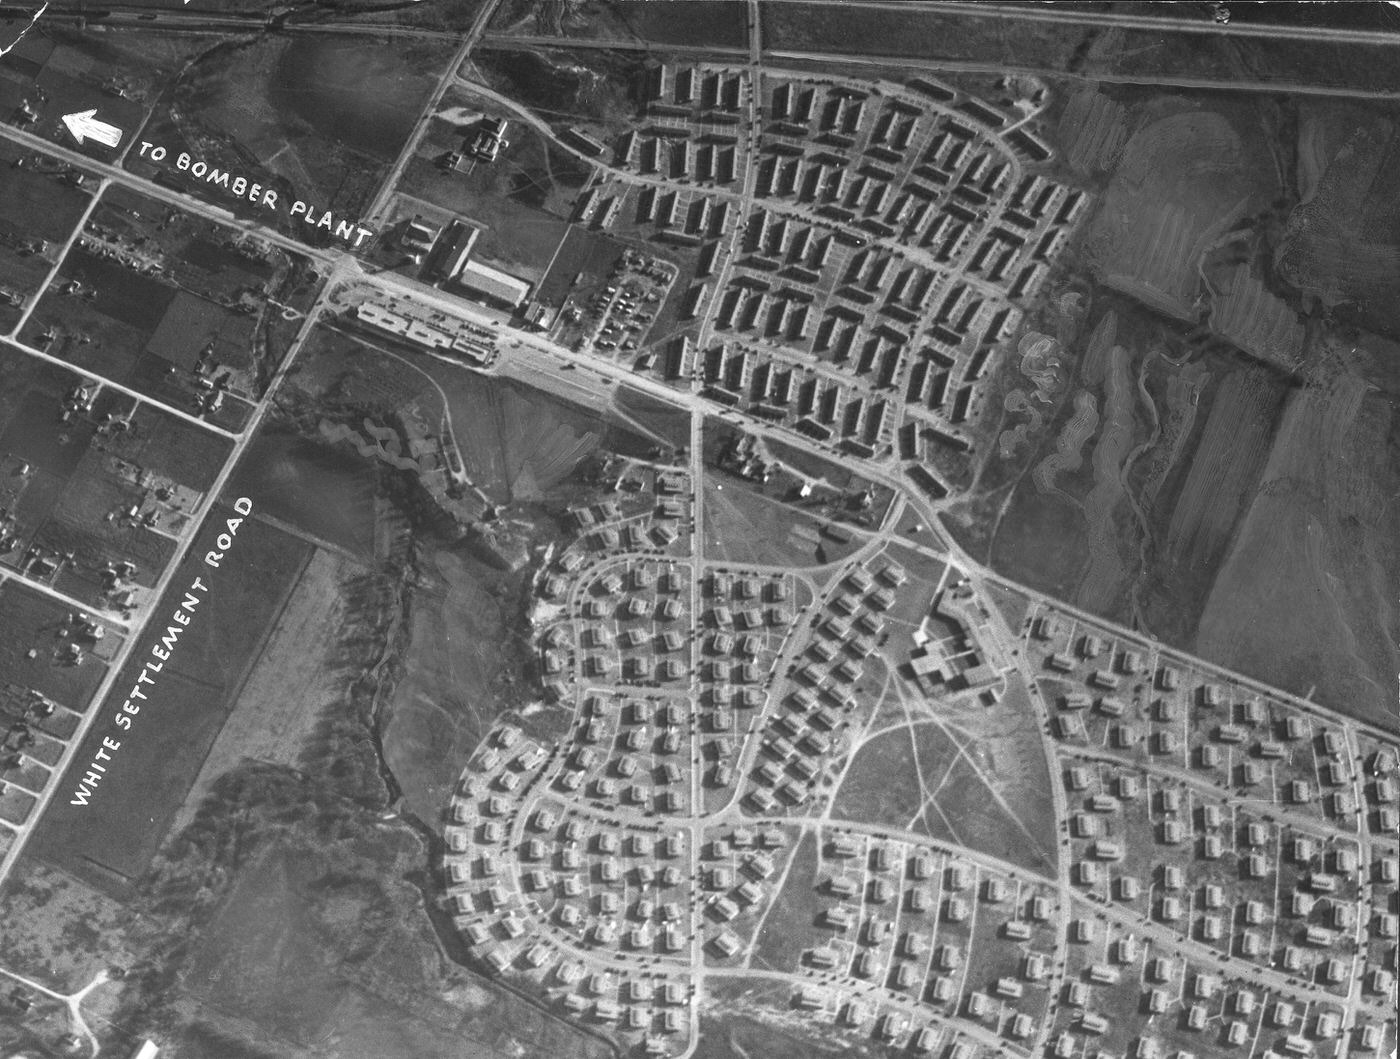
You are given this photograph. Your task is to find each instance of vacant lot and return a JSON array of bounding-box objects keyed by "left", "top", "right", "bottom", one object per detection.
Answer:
[
  {"left": 696, "top": 981, "right": 887, "bottom": 1059},
  {"left": 0, "top": 856, "right": 153, "bottom": 988},
  {"left": 422, "top": 357, "right": 656, "bottom": 503},
  {"left": 613, "top": 385, "right": 691, "bottom": 451},
  {"left": 132, "top": 35, "right": 456, "bottom": 225},
  {"left": 833, "top": 678, "right": 1058, "bottom": 875},
  {"left": 473, "top": 46, "right": 643, "bottom": 124},
  {"left": 702, "top": 475, "right": 852, "bottom": 568},
  {"left": 535, "top": 223, "right": 628, "bottom": 311},
  {"left": 748, "top": 828, "right": 824, "bottom": 972},
  {"left": 381, "top": 541, "right": 551, "bottom": 828}
]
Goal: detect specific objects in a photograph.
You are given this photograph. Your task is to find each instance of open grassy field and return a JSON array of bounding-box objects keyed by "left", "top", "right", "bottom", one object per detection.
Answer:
[
  {"left": 112, "top": 0, "right": 487, "bottom": 27},
  {"left": 1277, "top": 105, "right": 1400, "bottom": 341},
  {"left": 761, "top": 3, "right": 1084, "bottom": 65},
  {"left": 380, "top": 541, "right": 554, "bottom": 828},
  {"left": 612, "top": 385, "right": 691, "bottom": 451},
  {"left": 490, "top": 0, "right": 747, "bottom": 48},
  {"left": 227, "top": 430, "right": 380, "bottom": 560},
  {"left": 701, "top": 474, "right": 854, "bottom": 568},
  {"left": 701, "top": 420, "right": 887, "bottom": 566},
  {"left": 0, "top": 856, "right": 153, "bottom": 989},
  {"left": 832, "top": 675, "right": 1058, "bottom": 875},
  {"left": 30, "top": 505, "right": 312, "bottom": 898},
  {"left": 979, "top": 476, "right": 1090, "bottom": 606},
  {"left": 130, "top": 35, "right": 456, "bottom": 227},
  {"left": 473, "top": 46, "right": 644, "bottom": 126}
]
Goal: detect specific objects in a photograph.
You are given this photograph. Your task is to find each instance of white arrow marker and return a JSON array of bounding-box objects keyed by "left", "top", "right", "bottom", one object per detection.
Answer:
[{"left": 61, "top": 109, "right": 123, "bottom": 149}]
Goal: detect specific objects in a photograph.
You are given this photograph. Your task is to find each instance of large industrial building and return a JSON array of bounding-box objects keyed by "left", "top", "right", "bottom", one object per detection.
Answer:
[
  {"left": 428, "top": 220, "right": 533, "bottom": 310},
  {"left": 456, "top": 258, "right": 532, "bottom": 309}
]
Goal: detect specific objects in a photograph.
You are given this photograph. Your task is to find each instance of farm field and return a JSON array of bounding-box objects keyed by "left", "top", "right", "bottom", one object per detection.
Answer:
[
  {"left": 0, "top": 28, "right": 171, "bottom": 163},
  {"left": 950, "top": 115, "right": 1400, "bottom": 728},
  {"left": 1083, "top": 103, "right": 1276, "bottom": 322},
  {"left": 948, "top": 304, "right": 1400, "bottom": 727},
  {"left": 29, "top": 504, "right": 312, "bottom": 898},
  {"left": 165, "top": 546, "right": 366, "bottom": 838},
  {"left": 941, "top": 71, "right": 1400, "bottom": 727},
  {"left": 226, "top": 430, "right": 381, "bottom": 560},
  {"left": 1196, "top": 373, "right": 1398, "bottom": 729},
  {"left": 1086, "top": 26, "right": 1400, "bottom": 95}
]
